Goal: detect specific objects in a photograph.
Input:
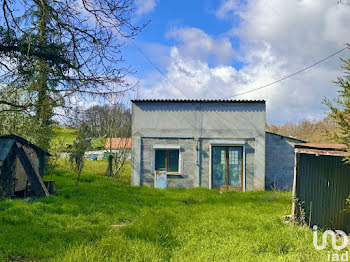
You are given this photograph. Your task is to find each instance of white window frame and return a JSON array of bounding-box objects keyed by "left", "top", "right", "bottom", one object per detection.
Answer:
[
  {"left": 152, "top": 145, "right": 182, "bottom": 174},
  {"left": 209, "top": 140, "right": 246, "bottom": 191}
]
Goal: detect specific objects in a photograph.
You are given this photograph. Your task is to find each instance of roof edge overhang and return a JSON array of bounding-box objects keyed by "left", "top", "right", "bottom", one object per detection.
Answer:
[
  {"left": 266, "top": 131, "right": 307, "bottom": 143},
  {"left": 295, "top": 147, "right": 348, "bottom": 157},
  {"left": 131, "top": 99, "right": 265, "bottom": 104},
  {"left": 0, "top": 134, "right": 51, "bottom": 156},
  {"left": 295, "top": 143, "right": 348, "bottom": 157}
]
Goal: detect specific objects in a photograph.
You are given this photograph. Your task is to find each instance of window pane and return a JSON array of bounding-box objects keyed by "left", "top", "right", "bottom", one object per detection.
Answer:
[
  {"left": 228, "top": 147, "right": 242, "bottom": 186},
  {"left": 155, "top": 150, "right": 166, "bottom": 170},
  {"left": 212, "top": 147, "right": 226, "bottom": 186},
  {"left": 168, "top": 150, "right": 179, "bottom": 172}
]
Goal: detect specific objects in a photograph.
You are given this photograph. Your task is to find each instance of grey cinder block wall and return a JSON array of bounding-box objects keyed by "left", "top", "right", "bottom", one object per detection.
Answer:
[
  {"left": 265, "top": 132, "right": 306, "bottom": 190},
  {"left": 131, "top": 99, "right": 266, "bottom": 191}
]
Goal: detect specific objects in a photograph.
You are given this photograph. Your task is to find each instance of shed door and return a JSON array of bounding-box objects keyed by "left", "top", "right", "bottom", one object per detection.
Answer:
[
  {"left": 212, "top": 146, "right": 243, "bottom": 191},
  {"left": 14, "top": 158, "right": 28, "bottom": 192}
]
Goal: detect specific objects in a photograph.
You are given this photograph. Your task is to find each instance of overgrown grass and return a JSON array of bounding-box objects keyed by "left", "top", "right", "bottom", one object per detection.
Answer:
[{"left": 0, "top": 160, "right": 334, "bottom": 261}]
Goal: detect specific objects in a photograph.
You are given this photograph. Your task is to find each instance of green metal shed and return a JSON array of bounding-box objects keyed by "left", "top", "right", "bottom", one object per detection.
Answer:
[{"left": 292, "top": 143, "right": 350, "bottom": 233}]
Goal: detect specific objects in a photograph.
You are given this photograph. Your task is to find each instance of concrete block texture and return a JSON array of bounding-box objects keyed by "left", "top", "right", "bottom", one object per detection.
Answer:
[
  {"left": 131, "top": 101, "right": 266, "bottom": 190},
  {"left": 265, "top": 132, "right": 305, "bottom": 190}
]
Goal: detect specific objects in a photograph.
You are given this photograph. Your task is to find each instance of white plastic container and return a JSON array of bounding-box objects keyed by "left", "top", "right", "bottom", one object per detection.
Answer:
[{"left": 154, "top": 170, "right": 167, "bottom": 189}]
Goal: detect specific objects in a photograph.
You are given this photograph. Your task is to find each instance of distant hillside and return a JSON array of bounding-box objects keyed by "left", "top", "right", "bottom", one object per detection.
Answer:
[
  {"left": 54, "top": 117, "right": 338, "bottom": 149},
  {"left": 267, "top": 116, "right": 338, "bottom": 143},
  {"left": 53, "top": 126, "right": 77, "bottom": 145},
  {"left": 53, "top": 126, "right": 105, "bottom": 150}
]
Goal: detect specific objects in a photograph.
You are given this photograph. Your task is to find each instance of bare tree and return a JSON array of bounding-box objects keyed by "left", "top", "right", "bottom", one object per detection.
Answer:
[
  {"left": 266, "top": 116, "right": 339, "bottom": 143},
  {"left": 102, "top": 101, "right": 131, "bottom": 179},
  {"left": 105, "top": 137, "right": 131, "bottom": 179},
  {"left": 83, "top": 103, "right": 131, "bottom": 138},
  {"left": 0, "top": 0, "right": 145, "bottom": 148}
]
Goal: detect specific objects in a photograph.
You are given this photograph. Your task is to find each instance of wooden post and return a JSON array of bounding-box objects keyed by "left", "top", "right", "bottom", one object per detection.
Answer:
[
  {"left": 165, "top": 150, "right": 169, "bottom": 172},
  {"left": 291, "top": 151, "right": 298, "bottom": 219},
  {"left": 308, "top": 201, "right": 312, "bottom": 227}
]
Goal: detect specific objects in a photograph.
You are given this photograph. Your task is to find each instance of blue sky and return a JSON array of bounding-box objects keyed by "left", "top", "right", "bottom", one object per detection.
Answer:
[
  {"left": 124, "top": 0, "right": 243, "bottom": 77},
  {"left": 120, "top": 0, "right": 350, "bottom": 124},
  {"left": 137, "top": 1, "right": 234, "bottom": 41}
]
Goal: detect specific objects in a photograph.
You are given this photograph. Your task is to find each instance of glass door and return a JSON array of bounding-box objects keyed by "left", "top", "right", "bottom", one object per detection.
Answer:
[
  {"left": 212, "top": 146, "right": 226, "bottom": 186},
  {"left": 212, "top": 146, "right": 243, "bottom": 190},
  {"left": 228, "top": 147, "right": 243, "bottom": 188}
]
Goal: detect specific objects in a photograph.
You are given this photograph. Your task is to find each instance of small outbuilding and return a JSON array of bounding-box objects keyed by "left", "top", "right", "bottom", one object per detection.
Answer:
[
  {"left": 131, "top": 99, "right": 266, "bottom": 191},
  {"left": 0, "top": 135, "right": 50, "bottom": 198},
  {"left": 265, "top": 132, "right": 306, "bottom": 190},
  {"left": 292, "top": 143, "right": 350, "bottom": 232},
  {"left": 131, "top": 99, "right": 308, "bottom": 191}
]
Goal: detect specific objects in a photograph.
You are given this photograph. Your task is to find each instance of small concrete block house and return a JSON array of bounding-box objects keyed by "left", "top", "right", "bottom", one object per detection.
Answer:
[{"left": 131, "top": 99, "right": 266, "bottom": 191}]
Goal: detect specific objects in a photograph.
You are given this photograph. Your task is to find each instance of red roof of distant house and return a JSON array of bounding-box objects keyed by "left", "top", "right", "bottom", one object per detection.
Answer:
[{"left": 105, "top": 138, "right": 131, "bottom": 149}]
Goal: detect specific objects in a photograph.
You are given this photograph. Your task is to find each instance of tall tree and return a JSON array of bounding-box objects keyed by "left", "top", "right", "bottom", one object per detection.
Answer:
[
  {"left": 266, "top": 116, "right": 338, "bottom": 143},
  {"left": 83, "top": 104, "right": 131, "bottom": 138},
  {"left": 0, "top": 0, "right": 144, "bottom": 149},
  {"left": 325, "top": 47, "right": 350, "bottom": 160}
]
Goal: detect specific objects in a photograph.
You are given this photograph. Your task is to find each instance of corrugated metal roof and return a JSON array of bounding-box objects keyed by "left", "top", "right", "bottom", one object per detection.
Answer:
[
  {"left": 0, "top": 138, "right": 15, "bottom": 161},
  {"left": 295, "top": 143, "right": 347, "bottom": 151},
  {"left": 0, "top": 135, "right": 51, "bottom": 156},
  {"left": 131, "top": 99, "right": 265, "bottom": 103},
  {"left": 266, "top": 131, "right": 307, "bottom": 143}
]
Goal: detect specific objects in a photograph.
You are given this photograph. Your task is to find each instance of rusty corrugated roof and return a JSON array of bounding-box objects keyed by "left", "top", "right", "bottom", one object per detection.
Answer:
[
  {"left": 295, "top": 143, "right": 347, "bottom": 151},
  {"left": 105, "top": 138, "right": 131, "bottom": 149},
  {"left": 131, "top": 99, "right": 265, "bottom": 103}
]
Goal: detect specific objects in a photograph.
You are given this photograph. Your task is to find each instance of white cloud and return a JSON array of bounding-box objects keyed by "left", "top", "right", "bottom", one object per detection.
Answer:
[
  {"left": 140, "top": 1, "right": 350, "bottom": 124},
  {"left": 216, "top": 0, "right": 240, "bottom": 20},
  {"left": 229, "top": 1, "right": 350, "bottom": 62},
  {"left": 166, "top": 27, "right": 235, "bottom": 65},
  {"left": 135, "top": 0, "right": 158, "bottom": 16}
]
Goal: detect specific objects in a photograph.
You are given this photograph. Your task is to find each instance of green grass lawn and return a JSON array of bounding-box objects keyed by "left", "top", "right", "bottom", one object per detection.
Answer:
[{"left": 0, "top": 160, "right": 335, "bottom": 261}]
